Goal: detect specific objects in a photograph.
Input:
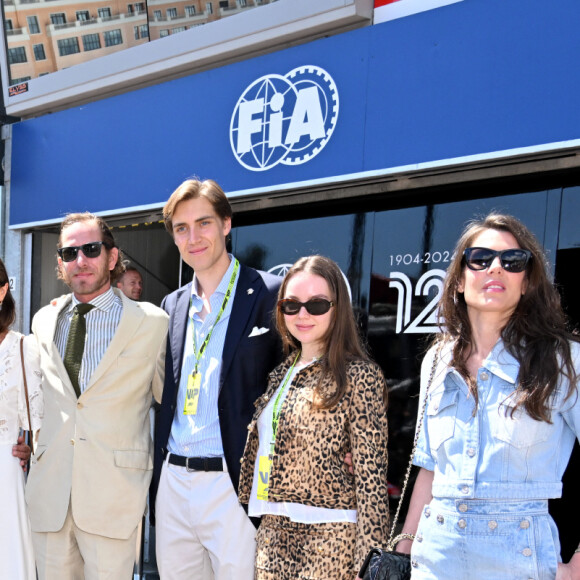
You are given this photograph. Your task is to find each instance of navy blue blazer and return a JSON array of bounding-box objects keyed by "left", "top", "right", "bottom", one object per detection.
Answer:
[{"left": 150, "top": 263, "right": 282, "bottom": 523}]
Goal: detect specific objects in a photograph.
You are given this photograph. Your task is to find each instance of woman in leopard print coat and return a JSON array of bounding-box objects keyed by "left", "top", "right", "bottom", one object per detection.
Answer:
[{"left": 239, "top": 255, "right": 389, "bottom": 579}]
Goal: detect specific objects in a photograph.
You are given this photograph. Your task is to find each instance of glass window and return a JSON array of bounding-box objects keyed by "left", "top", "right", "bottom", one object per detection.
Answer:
[
  {"left": 33, "top": 44, "right": 46, "bottom": 61},
  {"left": 160, "top": 29, "right": 170, "bottom": 37},
  {"left": 135, "top": 3, "right": 146, "bottom": 12},
  {"left": 98, "top": 7, "right": 112, "bottom": 19},
  {"left": 82, "top": 33, "right": 101, "bottom": 51},
  {"left": 172, "top": 26, "right": 186, "bottom": 33},
  {"left": 57, "top": 37, "right": 80, "bottom": 56},
  {"left": 50, "top": 13, "right": 67, "bottom": 25},
  {"left": 167, "top": 8, "right": 178, "bottom": 19},
  {"left": 206, "top": 2, "right": 213, "bottom": 15},
  {"left": 104, "top": 29, "right": 123, "bottom": 46},
  {"left": 5, "top": 19, "right": 13, "bottom": 31},
  {"left": 185, "top": 5, "right": 196, "bottom": 16},
  {"left": 10, "top": 76, "right": 31, "bottom": 85},
  {"left": 27, "top": 16, "right": 40, "bottom": 34},
  {"left": 139, "top": 24, "right": 149, "bottom": 38},
  {"left": 8, "top": 47, "right": 27, "bottom": 64},
  {"left": 76, "top": 11, "right": 91, "bottom": 22},
  {"left": 134, "top": 25, "right": 139, "bottom": 39},
  {"left": 153, "top": 10, "right": 162, "bottom": 19}
]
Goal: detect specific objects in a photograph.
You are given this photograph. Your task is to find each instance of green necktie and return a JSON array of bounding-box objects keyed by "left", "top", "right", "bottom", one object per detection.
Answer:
[{"left": 63, "top": 303, "right": 95, "bottom": 398}]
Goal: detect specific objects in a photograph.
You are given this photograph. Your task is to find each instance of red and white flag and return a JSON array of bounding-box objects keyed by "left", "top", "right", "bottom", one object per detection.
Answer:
[{"left": 374, "top": 0, "right": 463, "bottom": 24}]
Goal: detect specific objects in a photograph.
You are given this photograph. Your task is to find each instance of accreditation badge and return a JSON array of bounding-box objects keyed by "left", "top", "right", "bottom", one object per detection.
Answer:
[
  {"left": 257, "top": 455, "right": 273, "bottom": 501},
  {"left": 183, "top": 372, "right": 201, "bottom": 415}
]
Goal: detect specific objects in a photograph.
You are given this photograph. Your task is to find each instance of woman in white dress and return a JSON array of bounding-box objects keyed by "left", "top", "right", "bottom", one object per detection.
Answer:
[{"left": 0, "top": 259, "right": 43, "bottom": 580}]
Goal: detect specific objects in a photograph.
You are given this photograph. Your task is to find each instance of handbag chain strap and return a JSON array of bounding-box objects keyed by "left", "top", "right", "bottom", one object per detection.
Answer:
[
  {"left": 20, "top": 336, "right": 35, "bottom": 456},
  {"left": 387, "top": 342, "right": 442, "bottom": 551}
]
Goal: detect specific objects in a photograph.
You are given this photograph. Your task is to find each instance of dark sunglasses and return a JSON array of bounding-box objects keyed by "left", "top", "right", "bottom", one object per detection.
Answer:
[
  {"left": 57, "top": 241, "right": 111, "bottom": 263},
  {"left": 278, "top": 298, "right": 334, "bottom": 316},
  {"left": 463, "top": 247, "right": 532, "bottom": 273}
]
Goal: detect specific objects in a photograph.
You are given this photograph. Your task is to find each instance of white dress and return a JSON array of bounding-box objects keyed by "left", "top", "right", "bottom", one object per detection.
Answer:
[{"left": 0, "top": 331, "right": 43, "bottom": 580}]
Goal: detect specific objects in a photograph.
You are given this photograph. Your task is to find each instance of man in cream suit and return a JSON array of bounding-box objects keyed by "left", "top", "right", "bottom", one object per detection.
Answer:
[{"left": 26, "top": 212, "right": 168, "bottom": 580}]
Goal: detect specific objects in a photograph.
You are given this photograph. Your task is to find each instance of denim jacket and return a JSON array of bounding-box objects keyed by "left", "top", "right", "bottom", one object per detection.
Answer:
[{"left": 414, "top": 340, "right": 580, "bottom": 500}]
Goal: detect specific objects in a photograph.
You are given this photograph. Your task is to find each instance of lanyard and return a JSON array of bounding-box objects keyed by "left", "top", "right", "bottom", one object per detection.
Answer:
[
  {"left": 190, "top": 258, "right": 239, "bottom": 374},
  {"left": 271, "top": 351, "right": 301, "bottom": 449}
]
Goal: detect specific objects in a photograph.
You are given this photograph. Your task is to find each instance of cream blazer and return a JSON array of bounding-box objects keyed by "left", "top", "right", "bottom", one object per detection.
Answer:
[{"left": 26, "top": 289, "right": 168, "bottom": 540}]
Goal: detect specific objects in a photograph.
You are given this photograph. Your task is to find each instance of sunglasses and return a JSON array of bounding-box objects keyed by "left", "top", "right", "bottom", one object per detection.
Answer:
[
  {"left": 278, "top": 298, "right": 334, "bottom": 316},
  {"left": 57, "top": 241, "right": 111, "bottom": 263},
  {"left": 463, "top": 247, "right": 531, "bottom": 273}
]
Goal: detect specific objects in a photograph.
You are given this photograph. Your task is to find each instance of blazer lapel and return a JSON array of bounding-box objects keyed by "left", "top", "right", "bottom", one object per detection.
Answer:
[
  {"left": 37, "top": 295, "right": 78, "bottom": 398},
  {"left": 170, "top": 285, "right": 191, "bottom": 386},
  {"left": 220, "top": 264, "right": 261, "bottom": 385},
  {"left": 84, "top": 291, "right": 144, "bottom": 390}
]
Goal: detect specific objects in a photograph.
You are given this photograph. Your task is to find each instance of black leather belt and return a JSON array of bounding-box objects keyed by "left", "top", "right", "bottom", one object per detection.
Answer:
[{"left": 166, "top": 453, "right": 223, "bottom": 472}]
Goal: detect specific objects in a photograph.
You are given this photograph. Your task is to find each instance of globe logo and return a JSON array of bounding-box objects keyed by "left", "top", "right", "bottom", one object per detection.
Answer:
[{"left": 230, "top": 66, "right": 339, "bottom": 171}]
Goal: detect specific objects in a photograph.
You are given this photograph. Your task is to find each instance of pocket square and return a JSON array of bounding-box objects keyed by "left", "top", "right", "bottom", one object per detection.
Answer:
[{"left": 248, "top": 326, "right": 269, "bottom": 337}]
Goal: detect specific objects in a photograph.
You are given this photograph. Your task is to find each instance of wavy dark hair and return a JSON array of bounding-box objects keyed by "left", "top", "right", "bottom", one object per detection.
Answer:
[
  {"left": 57, "top": 212, "right": 125, "bottom": 281},
  {"left": 276, "top": 255, "right": 377, "bottom": 409},
  {"left": 0, "top": 259, "right": 16, "bottom": 333},
  {"left": 437, "top": 213, "right": 579, "bottom": 421}
]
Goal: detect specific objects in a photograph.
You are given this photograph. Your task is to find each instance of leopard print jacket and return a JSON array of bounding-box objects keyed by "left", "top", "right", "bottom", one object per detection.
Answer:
[{"left": 239, "top": 354, "right": 389, "bottom": 566}]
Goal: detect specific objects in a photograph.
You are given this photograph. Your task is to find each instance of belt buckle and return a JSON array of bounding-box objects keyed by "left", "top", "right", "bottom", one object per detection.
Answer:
[{"left": 185, "top": 457, "right": 196, "bottom": 472}]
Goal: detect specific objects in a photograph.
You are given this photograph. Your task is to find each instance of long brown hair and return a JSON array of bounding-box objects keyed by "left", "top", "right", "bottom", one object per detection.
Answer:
[
  {"left": 276, "top": 255, "right": 371, "bottom": 409},
  {"left": 0, "top": 259, "right": 16, "bottom": 333},
  {"left": 438, "top": 213, "right": 579, "bottom": 421}
]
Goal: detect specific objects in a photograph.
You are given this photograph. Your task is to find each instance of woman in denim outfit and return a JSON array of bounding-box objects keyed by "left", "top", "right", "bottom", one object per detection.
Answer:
[{"left": 397, "top": 214, "right": 580, "bottom": 579}]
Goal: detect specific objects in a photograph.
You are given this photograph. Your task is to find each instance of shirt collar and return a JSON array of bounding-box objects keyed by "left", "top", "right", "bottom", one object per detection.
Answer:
[
  {"left": 190, "top": 253, "right": 238, "bottom": 311},
  {"left": 482, "top": 339, "right": 519, "bottom": 385},
  {"left": 70, "top": 287, "right": 118, "bottom": 313}
]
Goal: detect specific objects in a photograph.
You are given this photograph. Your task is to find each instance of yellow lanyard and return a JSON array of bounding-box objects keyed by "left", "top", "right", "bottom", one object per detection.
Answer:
[{"left": 190, "top": 258, "right": 239, "bottom": 374}]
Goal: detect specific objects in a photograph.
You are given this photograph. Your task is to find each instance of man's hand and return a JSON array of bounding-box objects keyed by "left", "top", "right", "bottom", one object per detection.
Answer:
[{"left": 13, "top": 435, "right": 31, "bottom": 472}]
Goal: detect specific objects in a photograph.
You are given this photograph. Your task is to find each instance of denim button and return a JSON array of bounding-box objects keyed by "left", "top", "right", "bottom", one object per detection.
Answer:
[
  {"left": 520, "top": 520, "right": 530, "bottom": 529},
  {"left": 467, "top": 448, "right": 476, "bottom": 457},
  {"left": 437, "top": 514, "right": 444, "bottom": 524},
  {"left": 523, "top": 548, "right": 532, "bottom": 557},
  {"left": 416, "top": 534, "right": 423, "bottom": 542},
  {"left": 425, "top": 508, "right": 431, "bottom": 517},
  {"left": 488, "top": 520, "right": 498, "bottom": 530},
  {"left": 458, "top": 519, "right": 467, "bottom": 529},
  {"left": 411, "top": 560, "right": 418, "bottom": 568},
  {"left": 480, "top": 371, "right": 489, "bottom": 381},
  {"left": 458, "top": 503, "right": 468, "bottom": 513},
  {"left": 461, "top": 485, "right": 469, "bottom": 494}
]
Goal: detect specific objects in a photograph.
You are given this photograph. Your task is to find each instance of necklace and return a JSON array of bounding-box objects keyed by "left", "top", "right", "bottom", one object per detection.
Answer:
[{"left": 299, "top": 353, "right": 322, "bottom": 364}]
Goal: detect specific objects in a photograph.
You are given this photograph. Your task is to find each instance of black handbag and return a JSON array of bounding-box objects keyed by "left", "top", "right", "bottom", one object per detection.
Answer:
[
  {"left": 358, "top": 546, "right": 411, "bottom": 580},
  {"left": 358, "top": 347, "right": 441, "bottom": 580}
]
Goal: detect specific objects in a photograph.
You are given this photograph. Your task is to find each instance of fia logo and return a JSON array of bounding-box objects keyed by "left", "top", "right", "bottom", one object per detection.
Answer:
[{"left": 230, "top": 66, "right": 339, "bottom": 171}]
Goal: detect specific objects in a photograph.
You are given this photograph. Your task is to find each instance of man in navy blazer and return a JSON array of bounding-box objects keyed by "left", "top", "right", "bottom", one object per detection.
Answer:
[{"left": 151, "top": 179, "right": 282, "bottom": 580}]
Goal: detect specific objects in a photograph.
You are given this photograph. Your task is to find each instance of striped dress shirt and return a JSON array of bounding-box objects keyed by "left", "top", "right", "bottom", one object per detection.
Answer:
[
  {"left": 168, "top": 255, "right": 240, "bottom": 458},
  {"left": 54, "top": 288, "right": 123, "bottom": 393}
]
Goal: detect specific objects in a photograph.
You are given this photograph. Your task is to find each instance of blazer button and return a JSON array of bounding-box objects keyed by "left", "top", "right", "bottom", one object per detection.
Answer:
[{"left": 70, "top": 439, "right": 75, "bottom": 446}]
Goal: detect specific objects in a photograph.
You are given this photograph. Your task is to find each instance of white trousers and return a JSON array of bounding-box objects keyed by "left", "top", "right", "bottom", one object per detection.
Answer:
[
  {"left": 32, "top": 503, "right": 138, "bottom": 580},
  {"left": 156, "top": 456, "right": 256, "bottom": 580}
]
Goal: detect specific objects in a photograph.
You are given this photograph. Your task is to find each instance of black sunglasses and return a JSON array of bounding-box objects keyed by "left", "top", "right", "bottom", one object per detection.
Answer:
[
  {"left": 463, "top": 247, "right": 532, "bottom": 273},
  {"left": 278, "top": 298, "right": 334, "bottom": 316},
  {"left": 57, "top": 241, "right": 111, "bottom": 263}
]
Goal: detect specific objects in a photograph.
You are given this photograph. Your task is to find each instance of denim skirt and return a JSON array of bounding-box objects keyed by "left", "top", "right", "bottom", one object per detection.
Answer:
[{"left": 410, "top": 499, "right": 560, "bottom": 580}]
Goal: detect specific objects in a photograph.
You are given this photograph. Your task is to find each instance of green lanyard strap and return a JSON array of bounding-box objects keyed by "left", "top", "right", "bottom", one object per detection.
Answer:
[
  {"left": 271, "top": 351, "right": 301, "bottom": 448},
  {"left": 190, "top": 258, "right": 239, "bottom": 374}
]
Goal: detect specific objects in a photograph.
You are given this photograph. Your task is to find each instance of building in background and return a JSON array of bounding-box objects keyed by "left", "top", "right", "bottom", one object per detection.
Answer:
[
  {"left": 1, "top": 0, "right": 579, "bottom": 576},
  {"left": 2, "top": 0, "right": 275, "bottom": 85}
]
